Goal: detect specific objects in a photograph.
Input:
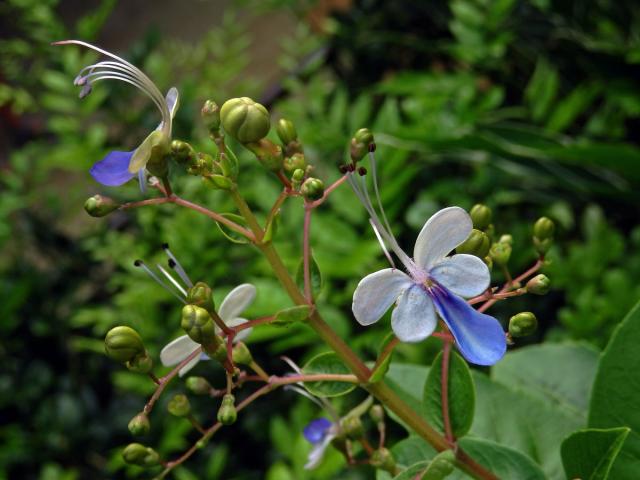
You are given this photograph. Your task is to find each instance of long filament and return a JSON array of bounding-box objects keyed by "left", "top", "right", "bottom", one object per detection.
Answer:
[{"left": 134, "top": 260, "right": 186, "bottom": 303}]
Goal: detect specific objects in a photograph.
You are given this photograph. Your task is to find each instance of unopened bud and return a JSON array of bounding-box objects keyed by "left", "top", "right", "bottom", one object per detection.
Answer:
[
  {"left": 340, "top": 415, "right": 364, "bottom": 440},
  {"left": 128, "top": 413, "right": 150, "bottom": 436},
  {"left": 301, "top": 177, "right": 325, "bottom": 201},
  {"left": 499, "top": 234, "right": 513, "bottom": 245},
  {"left": 276, "top": 118, "right": 297, "bottom": 145},
  {"left": 291, "top": 168, "right": 305, "bottom": 189},
  {"left": 534, "top": 217, "right": 555, "bottom": 240},
  {"left": 526, "top": 274, "right": 550, "bottom": 295},
  {"left": 180, "top": 305, "right": 219, "bottom": 352},
  {"left": 509, "top": 312, "right": 538, "bottom": 337},
  {"left": 470, "top": 204, "right": 492, "bottom": 230},
  {"left": 84, "top": 195, "right": 119, "bottom": 217},
  {"left": 370, "top": 447, "right": 396, "bottom": 473},
  {"left": 231, "top": 342, "right": 253, "bottom": 365},
  {"left": 126, "top": 352, "right": 153, "bottom": 374},
  {"left": 217, "top": 394, "right": 237, "bottom": 425},
  {"left": 167, "top": 394, "right": 191, "bottom": 417},
  {"left": 245, "top": 138, "right": 283, "bottom": 172},
  {"left": 186, "top": 282, "right": 215, "bottom": 311},
  {"left": 122, "top": 443, "right": 160, "bottom": 467},
  {"left": 220, "top": 97, "right": 270, "bottom": 143},
  {"left": 283, "top": 153, "right": 306, "bottom": 174},
  {"left": 350, "top": 128, "right": 375, "bottom": 163},
  {"left": 489, "top": 241, "right": 512, "bottom": 266},
  {"left": 186, "top": 376, "right": 212, "bottom": 395},
  {"left": 201, "top": 100, "right": 221, "bottom": 132},
  {"left": 457, "top": 229, "right": 491, "bottom": 258},
  {"left": 171, "top": 140, "right": 195, "bottom": 164},
  {"left": 104, "top": 326, "right": 145, "bottom": 363},
  {"left": 369, "top": 404, "right": 385, "bottom": 423}
]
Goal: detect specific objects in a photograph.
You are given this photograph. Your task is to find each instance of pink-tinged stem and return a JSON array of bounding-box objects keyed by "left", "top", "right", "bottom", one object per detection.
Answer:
[
  {"left": 441, "top": 340, "right": 455, "bottom": 444},
  {"left": 231, "top": 315, "right": 276, "bottom": 332},
  {"left": 477, "top": 259, "right": 543, "bottom": 313},
  {"left": 303, "top": 204, "right": 313, "bottom": 302},
  {"left": 309, "top": 174, "right": 348, "bottom": 208}
]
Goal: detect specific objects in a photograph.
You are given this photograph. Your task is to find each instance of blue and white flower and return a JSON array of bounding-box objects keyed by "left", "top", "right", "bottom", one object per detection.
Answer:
[
  {"left": 303, "top": 418, "right": 339, "bottom": 469},
  {"left": 54, "top": 40, "right": 179, "bottom": 189},
  {"left": 347, "top": 154, "right": 506, "bottom": 366}
]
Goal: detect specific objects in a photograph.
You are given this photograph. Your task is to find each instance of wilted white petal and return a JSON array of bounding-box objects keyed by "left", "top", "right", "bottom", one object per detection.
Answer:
[
  {"left": 429, "top": 254, "right": 490, "bottom": 298},
  {"left": 304, "top": 433, "right": 336, "bottom": 470},
  {"left": 160, "top": 335, "right": 202, "bottom": 376},
  {"left": 413, "top": 207, "right": 473, "bottom": 270},
  {"left": 219, "top": 284, "right": 256, "bottom": 321},
  {"left": 352, "top": 269, "right": 412, "bottom": 326},
  {"left": 391, "top": 284, "right": 437, "bottom": 342}
]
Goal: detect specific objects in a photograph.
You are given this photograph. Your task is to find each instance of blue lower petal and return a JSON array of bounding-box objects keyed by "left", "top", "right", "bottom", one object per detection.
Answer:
[
  {"left": 429, "top": 284, "right": 506, "bottom": 366},
  {"left": 90, "top": 150, "right": 136, "bottom": 186},
  {"left": 303, "top": 418, "right": 333, "bottom": 444}
]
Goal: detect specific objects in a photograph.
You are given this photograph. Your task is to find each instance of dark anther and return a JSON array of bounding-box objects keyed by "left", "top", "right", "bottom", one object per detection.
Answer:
[
  {"left": 133, "top": 260, "right": 143, "bottom": 267},
  {"left": 338, "top": 164, "right": 349, "bottom": 174},
  {"left": 368, "top": 142, "right": 377, "bottom": 153},
  {"left": 348, "top": 163, "right": 356, "bottom": 172},
  {"left": 168, "top": 259, "right": 177, "bottom": 268},
  {"left": 161, "top": 243, "right": 170, "bottom": 250},
  {"left": 358, "top": 166, "right": 368, "bottom": 176}
]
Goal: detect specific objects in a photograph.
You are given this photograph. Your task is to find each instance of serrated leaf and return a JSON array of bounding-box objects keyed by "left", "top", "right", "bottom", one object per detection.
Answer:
[
  {"left": 423, "top": 351, "right": 475, "bottom": 438},
  {"left": 561, "top": 427, "right": 630, "bottom": 480},
  {"left": 301, "top": 352, "right": 356, "bottom": 398},
  {"left": 215, "top": 213, "right": 249, "bottom": 244},
  {"left": 295, "top": 251, "right": 322, "bottom": 297}
]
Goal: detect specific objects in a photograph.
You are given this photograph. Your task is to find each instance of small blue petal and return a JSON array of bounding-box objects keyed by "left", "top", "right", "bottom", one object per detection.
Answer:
[
  {"left": 199, "top": 353, "right": 210, "bottom": 361},
  {"left": 303, "top": 418, "right": 333, "bottom": 444},
  {"left": 429, "top": 284, "right": 506, "bottom": 366},
  {"left": 89, "top": 150, "right": 136, "bottom": 186},
  {"left": 137, "top": 168, "right": 147, "bottom": 193}
]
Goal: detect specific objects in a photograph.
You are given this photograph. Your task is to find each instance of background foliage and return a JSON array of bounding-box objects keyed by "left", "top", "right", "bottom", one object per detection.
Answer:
[{"left": 1, "top": 0, "right": 639, "bottom": 478}]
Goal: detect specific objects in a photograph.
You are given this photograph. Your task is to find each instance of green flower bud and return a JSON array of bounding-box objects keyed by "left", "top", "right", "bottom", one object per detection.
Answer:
[
  {"left": 276, "top": 118, "right": 297, "bottom": 145},
  {"left": 534, "top": 217, "right": 555, "bottom": 240},
  {"left": 204, "top": 174, "right": 234, "bottom": 190},
  {"left": 104, "top": 326, "right": 145, "bottom": 363},
  {"left": 533, "top": 237, "right": 553, "bottom": 256},
  {"left": 469, "top": 204, "right": 492, "bottom": 230},
  {"left": 350, "top": 128, "right": 375, "bottom": 163},
  {"left": 181, "top": 304, "right": 220, "bottom": 352},
  {"left": 484, "top": 255, "right": 493, "bottom": 270},
  {"left": 201, "top": 100, "right": 221, "bottom": 132},
  {"left": 509, "top": 312, "right": 538, "bottom": 337},
  {"left": 167, "top": 394, "right": 191, "bottom": 417},
  {"left": 171, "top": 140, "right": 195, "bottom": 164},
  {"left": 220, "top": 97, "right": 270, "bottom": 143},
  {"left": 369, "top": 404, "right": 385, "bottom": 423},
  {"left": 185, "top": 376, "right": 213, "bottom": 395},
  {"left": 340, "top": 415, "right": 364, "bottom": 440},
  {"left": 456, "top": 229, "right": 491, "bottom": 258},
  {"left": 354, "top": 128, "right": 374, "bottom": 146},
  {"left": 291, "top": 168, "right": 305, "bottom": 189},
  {"left": 217, "top": 394, "right": 237, "bottom": 425},
  {"left": 499, "top": 234, "right": 513, "bottom": 245},
  {"left": 370, "top": 447, "right": 396, "bottom": 473},
  {"left": 122, "top": 443, "right": 160, "bottom": 467},
  {"left": 245, "top": 139, "right": 283, "bottom": 172},
  {"left": 489, "top": 241, "right": 512, "bottom": 266},
  {"left": 128, "top": 413, "right": 150, "bottom": 436},
  {"left": 231, "top": 342, "right": 253, "bottom": 365},
  {"left": 186, "top": 282, "right": 215, "bottom": 311},
  {"left": 526, "top": 274, "right": 550, "bottom": 295},
  {"left": 84, "top": 195, "right": 119, "bottom": 217},
  {"left": 301, "top": 177, "right": 325, "bottom": 201},
  {"left": 184, "top": 152, "right": 213, "bottom": 176},
  {"left": 283, "top": 153, "right": 306, "bottom": 174},
  {"left": 215, "top": 152, "right": 238, "bottom": 180},
  {"left": 126, "top": 352, "right": 153, "bottom": 374}
]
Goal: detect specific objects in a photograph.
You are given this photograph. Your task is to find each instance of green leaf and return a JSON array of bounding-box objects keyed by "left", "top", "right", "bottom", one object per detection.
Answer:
[
  {"left": 384, "top": 363, "right": 430, "bottom": 430},
  {"left": 301, "top": 352, "right": 356, "bottom": 397},
  {"left": 588, "top": 299, "right": 640, "bottom": 479},
  {"left": 295, "top": 251, "right": 322, "bottom": 297},
  {"left": 369, "top": 332, "right": 397, "bottom": 383},
  {"left": 420, "top": 450, "right": 456, "bottom": 479},
  {"left": 492, "top": 342, "right": 599, "bottom": 419},
  {"left": 423, "top": 351, "right": 475, "bottom": 438},
  {"left": 215, "top": 213, "right": 249, "bottom": 244},
  {"left": 273, "top": 305, "right": 310, "bottom": 326},
  {"left": 391, "top": 461, "right": 430, "bottom": 480},
  {"left": 561, "top": 427, "right": 630, "bottom": 480}
]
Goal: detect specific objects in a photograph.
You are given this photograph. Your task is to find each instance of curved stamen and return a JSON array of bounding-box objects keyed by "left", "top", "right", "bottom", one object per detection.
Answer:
[
  {"left": 157, "top": 263, "right": 188, "bottom": 297},
  {"left": 163, "top": 244, "right": 193, "bottom": 288},
  {"left": 134, "top": 260, "right": 186, "bottom": 303}
]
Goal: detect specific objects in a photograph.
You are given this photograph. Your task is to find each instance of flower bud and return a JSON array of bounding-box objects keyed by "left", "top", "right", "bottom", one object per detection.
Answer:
[
  {"left": 526, "top": 274, "right": 550, "bottom": 295},
  {"left": 370, "top": 447, "right": 396, "bottom": 473},
  {"left": 171, "top": 140, "right": 196, "bottom": 164},
  {"left": 499, "top": 234, "right": 513, "bottom": 245},
  {"left": 245, "top": 138, "right": 283, "bottom": 172},
  {"left": 231, "top": 341, "right": 253, "bottom": 366},
  {"left": 301, "top": 177, "right": 325, "bottom": 201},
  {"left": 369, "top": 404, "right": 385, "bottom": 424},
  {"left": 186, "top": 152, "right": 213, "bottom": 176},
  {"left": 354, "top": 128, "right": 374, "bottom": 146},
  {"left": 128, "top": 413, "right": 150, "bottom": 436},
  {"left": 533, "top": 217, "right": 555, "bottom": 240},
  {"left": 276, "top": 118, "right": 297, "bottom": 145},
  {"left": 489, "top": 241, "right": 512, "bottom": 266},
  {"left": 167, "top": 394, "right": 191, "bottom": 417},
  {"left": 185, "top": 376, "right": 213, "bottom": 395},
  {"left": 470, "top": 204, "right": 492, "bottom": 230},
  {"left": 283, "top": 153, "right": 306, "bottom": 174},
  {"left": 186, "top": 282, "right": 215, "bottom": 311},
  {"left": 350, "top": 128, "right": 375, "bottom": 163},
  {"left": 104, "top": 326, "right": 145, "bottom": 363},
  {"left": 217, "top": 394, "right": 237, "bottom": 425},
  {"left": 122, "top": 443, "right": 160, "bottom": 467},
  {"left": 509, "top": 312, "right": 538, "bottom": 337},
  {"left": 220, "top": 97, "right": 270, "bottom": 143},
  {"left": 181, "top": 304, "right": 220, "bottom": 352},
  {"left": 201, "top": 100, "right": 221, "bottom": 132},
  {"left": 340, "top": 415, "right": 364, "bottom": 440},
  {"left": 126, "top": 352, "right": 153, "bottom": 374},
  {"left": 84, "top": 195, "right": 119, "bottom": 217},
  {"left": 533, "top": 237, "right": 553, "bottom": 256},
  {"left": 291, "top": 168, "right": 305, "bottom": 189},
  {"left": 204, "top": 174, "right": 234, "bottom": 190},
  {"left": 456, "top": 229, "right": 491, "bottom": 258}
]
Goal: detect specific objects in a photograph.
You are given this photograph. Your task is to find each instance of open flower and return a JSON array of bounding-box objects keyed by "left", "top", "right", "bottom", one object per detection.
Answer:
[
  {"left": 160, "top": 283, "right": 256, "bottom": 376},
  {"left": 303, "top": 418, "right": 339, "bottom": 469},
  {"left": 53, "top": 40, "right": 179, "bottom": 189},
  {"left": 346, "top": 152, "right": 506, "bottom": 365}
]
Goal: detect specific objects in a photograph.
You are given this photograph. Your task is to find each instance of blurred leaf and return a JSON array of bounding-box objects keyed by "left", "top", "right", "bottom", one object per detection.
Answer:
[
  {"left": 302, "top": 352, "right": 356, "bottom": 397},
  {"left": 561, "top": 427, "right": 629, "bottom": 480}
]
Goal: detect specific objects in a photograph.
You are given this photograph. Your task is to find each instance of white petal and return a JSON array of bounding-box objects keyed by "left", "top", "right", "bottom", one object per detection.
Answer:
[
  {"left": 304, "top": 433, "right": 335, "bottom": 470},
  {"left": 218, "top": 284, "right": 256, "bottom": 321},
  {"left": 160, "top": 335, "right": 200, "bottom": 366},
  {"left": 352, "top": 269, "right": 412, "bottom": 326},
  {"left": 178, "top": 354, "right": 203, "bottom": 377},
  {"left": 165, "top": 87, "right": 179, "bottom": 119},
  {"left": 429, "top": 254, "right": 490, "bottom": 298},
  {"left": 391, "top": 284, "right": 437, "bottom": 342},
  {"left": 413, "top": 207, "right": 473, "bottom": 270},
  {"left": 227, "top": 317, "right": 252, "bottom": 343}
]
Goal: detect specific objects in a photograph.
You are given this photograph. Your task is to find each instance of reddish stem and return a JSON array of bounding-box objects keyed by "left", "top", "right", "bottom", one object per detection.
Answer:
[
  {"left": 309, "top": 174, "right": 348, "bottom": 208},
  {"left": 477, "top": 259, "right": 543, "bottom": 313}
]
